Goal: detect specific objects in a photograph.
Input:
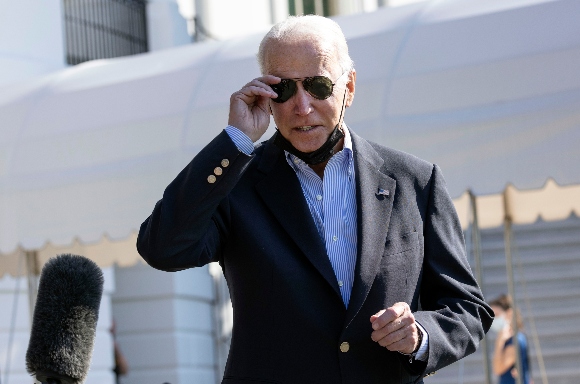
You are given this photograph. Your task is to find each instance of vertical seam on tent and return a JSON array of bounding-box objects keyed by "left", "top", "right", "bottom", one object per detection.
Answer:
[
  {"left": 180, "top": 40, "right": 234, "bottom": 155},
  {"left": 378, "top": 0, "right": 440, "bottom": 139}
]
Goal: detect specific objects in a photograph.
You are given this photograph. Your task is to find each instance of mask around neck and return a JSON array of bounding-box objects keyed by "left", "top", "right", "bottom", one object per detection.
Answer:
[{"left": 273, "top": 125, "right": 345, "bottom": 165}]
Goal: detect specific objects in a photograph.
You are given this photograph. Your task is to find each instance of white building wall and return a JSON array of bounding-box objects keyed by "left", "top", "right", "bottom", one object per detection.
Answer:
[
  {"left": 0, "top": 265, "right": 116, "bottom": 384},
  {"left": 0, "top": 272, "right": 32, "bottom": 384},
  {"left": 112, "top": 262, "right": 216, "bottom": 384},
  {"left": 0, "top": 0, "right": 66, "bottom": 88}
]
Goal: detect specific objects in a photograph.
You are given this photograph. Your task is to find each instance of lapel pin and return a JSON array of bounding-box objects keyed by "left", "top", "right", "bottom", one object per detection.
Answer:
[{"left": 376, "top": 188, "right": 389, "bottom": 197}]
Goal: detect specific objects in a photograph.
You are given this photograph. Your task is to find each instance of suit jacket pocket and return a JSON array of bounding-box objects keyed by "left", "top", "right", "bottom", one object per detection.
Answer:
[
  {"left": 379, "top": 231, "right": 421, "bottom": 305},
  {"left": 384, "top": 231, "right": 419, "bottom": 256}
]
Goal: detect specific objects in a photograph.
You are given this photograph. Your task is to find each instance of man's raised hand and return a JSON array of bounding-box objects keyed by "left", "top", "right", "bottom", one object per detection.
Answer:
[{"left": 228, "top": 75, "right": 280, "bottom": 142}]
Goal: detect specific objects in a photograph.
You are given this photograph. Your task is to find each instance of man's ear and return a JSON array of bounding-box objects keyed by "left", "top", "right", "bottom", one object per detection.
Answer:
[{"left": 346, "top": 69, "right": 356, "bottom": 107}]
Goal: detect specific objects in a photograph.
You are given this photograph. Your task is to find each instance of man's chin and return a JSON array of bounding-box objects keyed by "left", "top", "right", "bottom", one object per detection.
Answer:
[{"left": 290, "top": 142, "right": 324, "bottom": 154}]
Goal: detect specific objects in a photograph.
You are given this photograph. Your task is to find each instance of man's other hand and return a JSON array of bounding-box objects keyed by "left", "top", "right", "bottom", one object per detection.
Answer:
[
  {"left": 370, "top": 302, "right": 420, "bottom": 354},
  {"left": 228, "top": 75, "right": 280, "bottom": 142}
]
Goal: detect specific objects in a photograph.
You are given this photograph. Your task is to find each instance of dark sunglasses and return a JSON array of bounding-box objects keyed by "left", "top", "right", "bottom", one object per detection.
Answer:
[{"left": 270, "top": 71, "right": 348, "bottom": 103}]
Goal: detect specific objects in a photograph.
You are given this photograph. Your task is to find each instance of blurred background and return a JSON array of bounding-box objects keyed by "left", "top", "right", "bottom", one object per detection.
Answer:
[{"left": 0, "top": 0, "right": 579, "bottom": 383}]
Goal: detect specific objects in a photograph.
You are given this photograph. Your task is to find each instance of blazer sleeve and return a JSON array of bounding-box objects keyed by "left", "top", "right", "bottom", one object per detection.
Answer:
[
  {"left": 137, "top": 130, "right": 254, "bottom": 271},
  {"left": 412, "top": 164, "right": 494, "bottom": 376}
]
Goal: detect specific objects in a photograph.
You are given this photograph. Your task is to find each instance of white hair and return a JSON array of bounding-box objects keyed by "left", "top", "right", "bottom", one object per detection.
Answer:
[{"left": 257, "top": 15, "right": 354, "bottom": 75}]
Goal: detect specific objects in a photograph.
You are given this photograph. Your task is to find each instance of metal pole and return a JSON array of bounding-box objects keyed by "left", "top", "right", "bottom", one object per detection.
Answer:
[
  {"left": 327, "top": 0, "right": 337, "bottom": 15},
  {"left": 314, "top": 0, "right": 324, "bottom": 15},
  {"left": 503, "top": 189, "right": 523, "bottom": 384},
  {"left": 468, "top": 190, "right": 492, "bottom": 384},
  {"left": 25, "top": 250, "right": 40, "bottom": 326},
  {"left": 295, "top": 0, "right": 304, "bottom": 15}
]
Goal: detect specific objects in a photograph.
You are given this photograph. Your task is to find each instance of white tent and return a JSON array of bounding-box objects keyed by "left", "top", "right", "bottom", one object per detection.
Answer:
[{"left": 1, "top": 0, "right": 580, "bottom": 274}]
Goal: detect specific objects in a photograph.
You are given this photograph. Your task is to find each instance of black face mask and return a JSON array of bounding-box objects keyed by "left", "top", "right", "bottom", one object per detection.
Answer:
[
  {"left": 272, "top": 88, "right": 348, "bottom": 165},
  {"left": 273, "top": 125, "right": 345, "bottom": 165}
]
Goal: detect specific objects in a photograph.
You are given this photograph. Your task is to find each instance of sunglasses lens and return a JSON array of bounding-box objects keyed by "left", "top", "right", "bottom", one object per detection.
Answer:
[
  {"left": 304, "top": 76, "right": 333, "bottom": 100},
  {"left": 271, "top": 79, "right": 296, "bottom": 103},
  {"left": 270, "top": 76, "right": 334, "bottom": 103}
]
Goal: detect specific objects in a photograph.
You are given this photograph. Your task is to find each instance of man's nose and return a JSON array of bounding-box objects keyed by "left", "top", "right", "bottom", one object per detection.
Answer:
[{"left": 293, "top": 83, "right": 313, "bottom": 116}]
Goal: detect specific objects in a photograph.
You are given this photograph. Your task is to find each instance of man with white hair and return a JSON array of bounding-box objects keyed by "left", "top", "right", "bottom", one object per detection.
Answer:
[{"left": 138, "top": 15, "right": 492, "bottom": 383}]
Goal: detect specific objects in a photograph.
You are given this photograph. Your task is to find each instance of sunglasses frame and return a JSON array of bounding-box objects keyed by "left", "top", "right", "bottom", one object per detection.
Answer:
[{"left": 270, "top": 70, "right": 348, "bottom": 103}]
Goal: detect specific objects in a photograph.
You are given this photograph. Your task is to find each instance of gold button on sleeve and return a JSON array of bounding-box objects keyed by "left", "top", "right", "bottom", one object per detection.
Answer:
[
  {"left": 221, "top": 159, "right": 230, "bottom": 167},
  {"left": 207, "top": 175, "right": 216, "bottom": 184},
  {"left": 214, "top": 167, "right": 223, "bottom": 176},
  {"left": 339, "top": 342, "right": 350, "bottom": 353}
]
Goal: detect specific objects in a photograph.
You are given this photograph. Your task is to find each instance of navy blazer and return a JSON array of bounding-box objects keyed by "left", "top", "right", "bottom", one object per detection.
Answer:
[{"left": 137, "top": 128, "right": 493, "bottom": 384}]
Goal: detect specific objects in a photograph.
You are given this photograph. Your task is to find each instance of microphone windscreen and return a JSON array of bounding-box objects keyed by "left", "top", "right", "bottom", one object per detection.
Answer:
[{"left": 26, "top": 254, "right": 104, "bottom": 384}]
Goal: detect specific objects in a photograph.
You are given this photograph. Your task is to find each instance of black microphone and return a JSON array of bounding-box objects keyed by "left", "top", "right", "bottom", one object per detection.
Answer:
[{"left": 26, "top": 254, "right": 104, "bottom": 384}]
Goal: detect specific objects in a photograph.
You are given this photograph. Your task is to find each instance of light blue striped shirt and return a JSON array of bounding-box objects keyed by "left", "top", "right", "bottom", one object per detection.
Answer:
[
  {"left": 226, "top": 125, "right": 357, "bottom": 306},
  {"left": 283, "top": 127, "right": 357, "bottom": 307},
  {"left": 224, "top": 126, "right": 428, "bottom": 359}
]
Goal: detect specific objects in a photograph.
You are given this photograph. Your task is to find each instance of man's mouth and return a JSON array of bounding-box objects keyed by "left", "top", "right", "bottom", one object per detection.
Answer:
[{"left": 296, "top": 126, "right": 316, "bottom": 131}]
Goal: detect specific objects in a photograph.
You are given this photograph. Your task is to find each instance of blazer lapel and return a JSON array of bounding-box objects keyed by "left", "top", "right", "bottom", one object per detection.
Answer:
[
  {"left": 255, "top": 139, "right": 342, "bottom": 299},
  {"left": 345, "top": 131, "right": 396, "bottom": 327}
]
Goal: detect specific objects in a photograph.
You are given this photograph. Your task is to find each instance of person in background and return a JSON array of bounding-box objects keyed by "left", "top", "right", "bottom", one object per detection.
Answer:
[
  {"left": 489, "top": 294, "right": 531, "bottom": 384},
  {"left": 110, "top": 320, "right": 129, "bottom": 384}
]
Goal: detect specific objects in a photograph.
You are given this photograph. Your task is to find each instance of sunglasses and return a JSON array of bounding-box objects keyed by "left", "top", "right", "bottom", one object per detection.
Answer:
[{"left": 270, "top": 71, "right": 348, "bottom": 103}]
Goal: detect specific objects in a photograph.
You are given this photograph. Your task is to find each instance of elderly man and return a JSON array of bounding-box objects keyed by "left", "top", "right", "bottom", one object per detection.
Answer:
[{"left": 138, "top": 15, "right": 493, "bottom": 383}]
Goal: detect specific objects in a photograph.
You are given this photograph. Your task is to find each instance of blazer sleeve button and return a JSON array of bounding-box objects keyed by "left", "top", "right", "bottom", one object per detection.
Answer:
[
  {"left": 207, "top": 175, "right": 217, "bottom": 184},
  {"left": 221, "top": 159, "right": 230, "bottom": 167},
  {"left": 339, "top": 342, "right": 350, "bottom": 353},
  {"left": 214, "top": 167, "right": 223, "bottom": 176}
]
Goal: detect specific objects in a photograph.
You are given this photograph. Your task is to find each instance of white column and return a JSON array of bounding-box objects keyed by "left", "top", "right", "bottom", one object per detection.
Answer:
[
  {"left": 330, "top": 0, "right": 362, "bottom": 15},
  {"left": 147, "top": 0, "right": 191, "bottom": 51},
  {"left": 0, "top": 0, "right": 66, "bottom": 87},
  {"left": 362, "top": 0, "right": 379, "bottom": 13},
  {"left": 112, "top": 262, "right": 217, "bottom": 384},
  {"left": 194, "top": 0, "right": 283, "bottom": 41},
  {"left": 86, "top": 266, "right": 117, "bottom": 384},
  {"left": 270, "top": 0, "right": 290, "bottom": 24}
]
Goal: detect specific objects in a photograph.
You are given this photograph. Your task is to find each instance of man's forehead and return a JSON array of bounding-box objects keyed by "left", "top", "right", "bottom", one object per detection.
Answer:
[
  {"left": 266, "top": 37, "right": 322, "bottom": 55},
  {"left": 264, "top": 38, "right": 338, "bottom": 75}
]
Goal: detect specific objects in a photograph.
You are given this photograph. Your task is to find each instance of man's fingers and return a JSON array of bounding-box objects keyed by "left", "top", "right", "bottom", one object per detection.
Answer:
[
  {"left": 370, "top": 315, "right": 411, "bottom": 342},
  {"left": 233, "top": 76, "right": 282, "bottom": 105},
  {"left": 243, "top": 76, "right": 281, "bottom": 93},
  {"left": 233, "top": 86, "right": 276, "bottom": 103},
  {"left": 390, "top": 302, "right": 410, "bottom": 317},
  {"left": 376, "top": 324, "right": 407, "bottom": 347},
  {"left": 378, "top": 326, "right": 415, "bottom": 352},
  {"left": 370, "top": 309, "right": 386, "bottom": 323},
  {"left": 375, "top": 324, "right": 418, "bottom": 354},
  {"left": 228, "top": 76, "right": 283, "bottom": 141},
  {"left": 370, "top": 303, "right": 419, "bottom": 354},
  {"left": 371, "top": 302, "right": 408, "bottom": 330}
]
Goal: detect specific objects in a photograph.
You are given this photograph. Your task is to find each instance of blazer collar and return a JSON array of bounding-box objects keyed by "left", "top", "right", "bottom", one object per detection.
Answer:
[
  {"left": 254, "top": 129, "right": 397, "bottom": 316},
  {"left": 345, "top": 130, "right": 397, "bottom": 326},
  {"left": 255, "top": 136, "right": 342, "bottom": 300}
]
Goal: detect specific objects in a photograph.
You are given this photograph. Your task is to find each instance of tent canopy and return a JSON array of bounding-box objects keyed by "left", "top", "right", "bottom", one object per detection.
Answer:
[{"left": 1, "top": 0, "right": 579, "bottom": 272}]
